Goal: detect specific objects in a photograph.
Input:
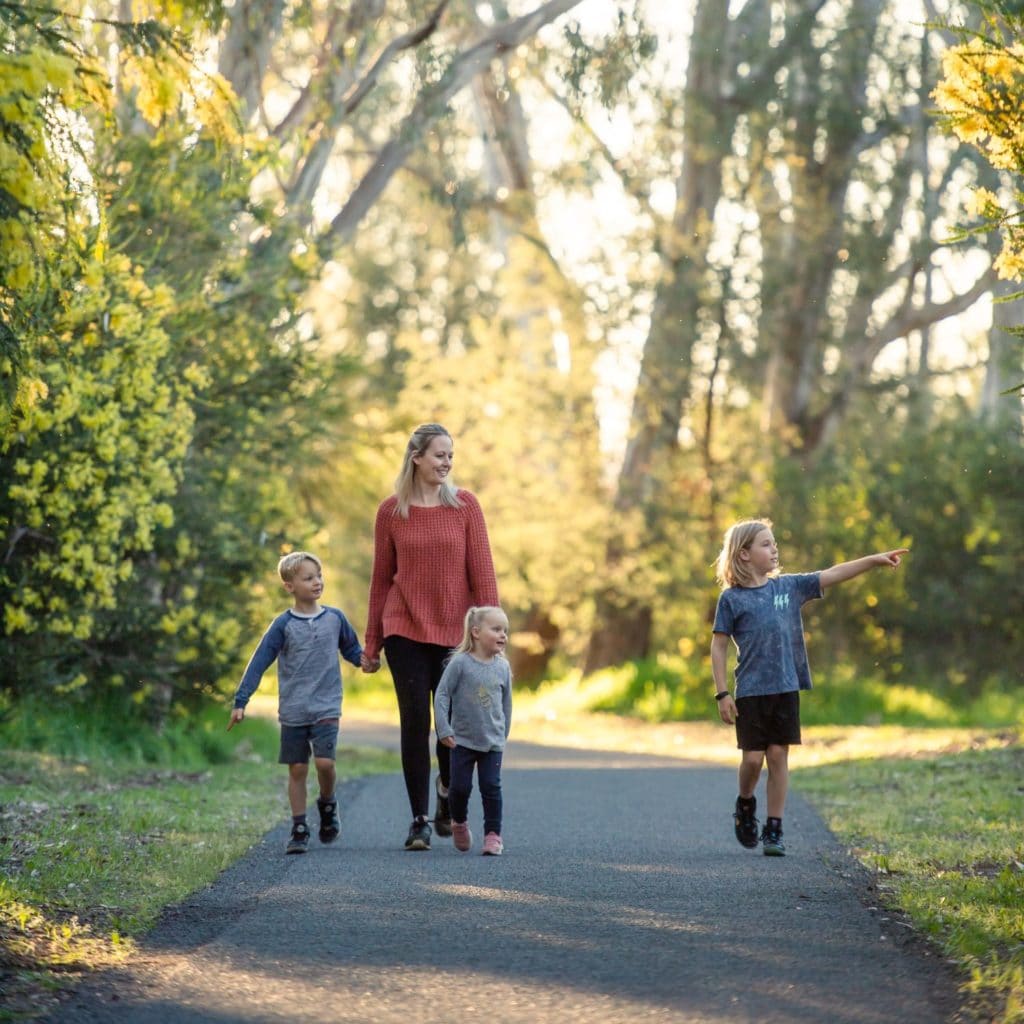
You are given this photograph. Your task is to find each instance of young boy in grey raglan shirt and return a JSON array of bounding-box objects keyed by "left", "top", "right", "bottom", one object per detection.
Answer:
[{"left": 228, "top": 551, "right": 363, "bottom": 854}]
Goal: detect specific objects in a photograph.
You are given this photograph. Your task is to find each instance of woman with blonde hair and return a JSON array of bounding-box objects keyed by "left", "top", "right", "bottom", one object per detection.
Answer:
[{"left": 362, "top": 423, "right": 499, "bottom": 851}]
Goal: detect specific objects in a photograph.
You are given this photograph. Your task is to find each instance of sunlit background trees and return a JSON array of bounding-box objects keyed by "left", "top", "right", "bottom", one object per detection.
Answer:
[{"left": 2, "top": 0, "right": 1022, "bottom": 731}]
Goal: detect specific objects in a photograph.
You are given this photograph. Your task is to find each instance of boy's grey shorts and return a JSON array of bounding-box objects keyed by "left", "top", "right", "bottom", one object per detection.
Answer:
[
  {"left": 735, "top": 691, "right": 801, "bottom": 750},
  {"left": 279, "top": 719, "right": 339, "bottom": 764}
]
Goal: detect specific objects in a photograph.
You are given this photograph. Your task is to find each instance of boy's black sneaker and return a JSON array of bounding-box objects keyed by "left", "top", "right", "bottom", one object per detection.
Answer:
[
  {"left": 761, "top": 823, "right": 786, "bottom": 857},
  {"left": 405, "top": 818, "right": 432, "bottom": 851},
  {"left": 433, "top": 776, "right": 452, "bottom": 838},
  {"left": 286, "top": 822, "right": 310, "bottom": 855},
  {"left": 733, "top": 797, "right": 760, "bottom": 849},
  {"left": 317, "top": 797, "right": 340, "bottom": 843}
]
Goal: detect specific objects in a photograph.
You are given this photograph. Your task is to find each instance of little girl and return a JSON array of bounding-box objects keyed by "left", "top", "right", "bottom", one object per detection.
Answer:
[
  {"left": 711, "top": 519, "right": 907, "bottom": 856},
  {"left": 433, "top": 606, "right": 512, "bottom": 856}
]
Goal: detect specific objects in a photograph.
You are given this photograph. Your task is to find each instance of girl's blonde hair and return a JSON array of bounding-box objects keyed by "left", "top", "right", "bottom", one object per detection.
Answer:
[
  {"left": 393, "top": 422, "right": 462, "bottom": 518},
  {"left": 453, "top": 606, "right": 508, "bottom": 656},
  {"left": 715, "top": 519, "right": 775, "bottom": 589}
]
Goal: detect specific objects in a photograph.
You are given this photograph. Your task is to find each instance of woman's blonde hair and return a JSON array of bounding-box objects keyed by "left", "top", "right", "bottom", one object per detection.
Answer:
[
  {"left": 715, "top": 519, "right": 775, "bottom": 589},
  {"left": 453, "top": 606, "right": 508, "bottom": 656},
  {"left": 393, "top": 422, "right": 462, "bottom": 518}
]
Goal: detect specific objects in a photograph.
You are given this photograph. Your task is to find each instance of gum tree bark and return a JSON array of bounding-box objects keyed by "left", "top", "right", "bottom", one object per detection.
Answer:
[
  {"left": 584, "top": 0, "right": 736, "bottom": 672},
  {"left": 584, "top": 0, "right": 995, "bottom": 672}
]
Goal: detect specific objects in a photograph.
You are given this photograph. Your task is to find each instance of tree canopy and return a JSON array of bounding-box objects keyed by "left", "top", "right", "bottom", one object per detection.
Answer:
[{"left": 2, "top": 0, "right": 1022, "bottom": 724}]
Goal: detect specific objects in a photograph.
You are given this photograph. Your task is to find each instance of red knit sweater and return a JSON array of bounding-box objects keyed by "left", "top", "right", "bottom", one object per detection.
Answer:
[{"left": 364, "top": 489, "right": 499, "bottom": 660}]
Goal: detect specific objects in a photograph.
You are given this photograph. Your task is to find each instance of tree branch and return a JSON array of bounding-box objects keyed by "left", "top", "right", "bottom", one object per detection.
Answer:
[
  {"left": 732, "top": 0, "right": 831, "bottom": 107},
  {"left": 218, "top": 0, "right": 286, "bottom": 117},
  {"left": 340, "top": 0, "right": 450, "bottom": 121},
  {"left": 320, "top": 0, "right": 583, "bottom": 251},
  {"left": 278, "top": 1, "right": 450, "bottom": 223},
  {"left": 276, "top": 0, "right": 452, "bottom": 142},
  {"left": 871, "top": 264, "right": 996, "bottom": 353},
  {"left": 539, "top": 79, "right": 659, "bottom": 222}
]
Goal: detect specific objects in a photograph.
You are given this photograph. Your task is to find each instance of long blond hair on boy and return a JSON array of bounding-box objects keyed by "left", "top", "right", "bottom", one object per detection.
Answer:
[{"left": 714, "top": 518, "right": 775, "bottom": 589}]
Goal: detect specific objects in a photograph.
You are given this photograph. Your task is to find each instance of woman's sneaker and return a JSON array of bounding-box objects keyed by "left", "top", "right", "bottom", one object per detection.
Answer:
[
  {"left": 482, "top": 832, "right": 503, "bottom": 856},
  {"left": 452, "top": 821, "right": 472, "bottom": 853},
  {"left": 317, "top": 796, "right": 340, "bottom": 843},
  {"left": 286, "top": 822, "right": 310, "bottom": 855},
  {"left": 733, "top": 797, "right": 760, "bottom": 849},
  {"left": 433, "top": 776, "right": 453, "bottom": 837},
  {"left": 405, "top": 818, "right": 432, "bottom": 851}
]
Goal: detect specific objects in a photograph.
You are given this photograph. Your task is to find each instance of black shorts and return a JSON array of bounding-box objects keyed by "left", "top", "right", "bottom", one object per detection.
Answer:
[
  {"left": 278, "top": 719, "right": 339, "bottom": 765},
  {"left": 735, "top": 691, "right": 801, "bottom": 750}
]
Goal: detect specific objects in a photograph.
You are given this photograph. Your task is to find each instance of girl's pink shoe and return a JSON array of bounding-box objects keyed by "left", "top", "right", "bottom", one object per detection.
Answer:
[
  {"left": 482, "top": 832, "right": 503, "bottom": 856},
  {"left": 452, "top": 821, "right": 472, "bottom": 852}
]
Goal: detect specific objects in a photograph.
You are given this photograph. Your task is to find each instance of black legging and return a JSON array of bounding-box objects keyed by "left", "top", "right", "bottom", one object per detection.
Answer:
[{"left": 383, "top": 635, "right": 451, "bottom": 820}]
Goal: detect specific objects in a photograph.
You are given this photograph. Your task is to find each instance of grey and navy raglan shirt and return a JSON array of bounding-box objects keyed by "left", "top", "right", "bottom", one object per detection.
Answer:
[
  {"left": 712, "top": 574, "right": 823, "bottom": 698},
  {"left": 233, "top": 606, "right": 363, "bottom": 725}
]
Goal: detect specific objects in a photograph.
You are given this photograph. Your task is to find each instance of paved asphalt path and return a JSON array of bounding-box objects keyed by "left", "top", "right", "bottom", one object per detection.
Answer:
[{"left": 52, "top": 717, "right": 962, "bottom": 1023}]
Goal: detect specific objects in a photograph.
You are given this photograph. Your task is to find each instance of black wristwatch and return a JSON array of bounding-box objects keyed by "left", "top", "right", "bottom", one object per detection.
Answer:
[{"left": 714, "top": 691, "right": 730, "bottom": 701}]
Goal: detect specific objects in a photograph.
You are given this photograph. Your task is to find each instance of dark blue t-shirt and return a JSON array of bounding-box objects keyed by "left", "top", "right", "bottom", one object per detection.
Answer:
[{"left": 712, "top": 573, "right": 823, "bottom": 698}]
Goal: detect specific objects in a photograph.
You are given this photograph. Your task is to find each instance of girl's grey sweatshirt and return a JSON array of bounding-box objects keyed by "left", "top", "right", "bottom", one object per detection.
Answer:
[{"left": 434, "top": 651, "right": 512, "bottom": 752}]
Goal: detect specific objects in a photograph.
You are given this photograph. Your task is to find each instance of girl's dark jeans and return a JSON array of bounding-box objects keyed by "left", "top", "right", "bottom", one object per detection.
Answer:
[
  {"left": 383, "top": 635, "right": 451, "bottom": 820},
  {"left": 449, "top": 745, "right": 503, "bottom": 836}
]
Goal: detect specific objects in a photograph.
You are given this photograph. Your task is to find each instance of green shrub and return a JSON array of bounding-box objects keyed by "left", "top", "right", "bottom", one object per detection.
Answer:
[
  {"left": 0, "top": 693, "right": 278, "bottom": 767},
  {"left": 581, "top": 655, "right": 1023, "bottom": 729}
]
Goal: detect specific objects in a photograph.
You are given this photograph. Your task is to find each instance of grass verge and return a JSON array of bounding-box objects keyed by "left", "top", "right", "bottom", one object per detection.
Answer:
[
  {"left": 796, "top": 740, "right": 1023, "bottom": 1024},
  {"left": 0, "top": 704, "right": 398, "bottom": 1022}
]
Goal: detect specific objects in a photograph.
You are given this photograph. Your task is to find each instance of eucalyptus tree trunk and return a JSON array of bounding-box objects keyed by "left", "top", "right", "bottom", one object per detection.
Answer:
[
  {"left": 981, "top": 277, "right": 1024, "bottom": 430},
  {"left": 472, "top": 44, "right": 559, "bottom": 681},
  {"left": 757, "top": 0, "right": 995, "bottom": 456},
  {"left": 584, "top": 0, "right": 733, "bottom": 672},
  {"left": 583, "top": 0, "right": 997, "bottom": 672},
  {"left": 756, "top": 0, "right": 887, "bottom": 446},
  {"left": 466, "top": 1, "right": 603, "bottom": 681}
]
